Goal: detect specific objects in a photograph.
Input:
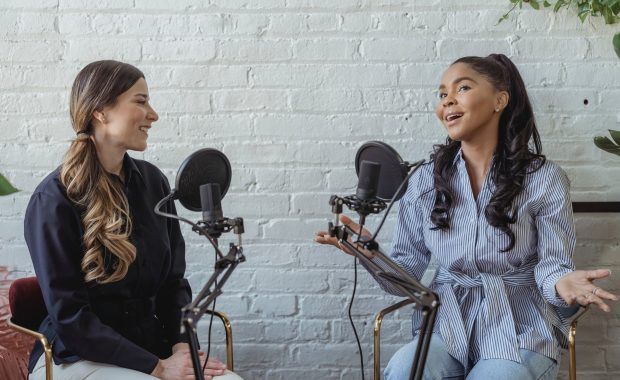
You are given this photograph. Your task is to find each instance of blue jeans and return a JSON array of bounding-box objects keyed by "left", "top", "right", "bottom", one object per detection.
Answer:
[{"left": 384, "top": 334, "right": 559, "bottom": 380}]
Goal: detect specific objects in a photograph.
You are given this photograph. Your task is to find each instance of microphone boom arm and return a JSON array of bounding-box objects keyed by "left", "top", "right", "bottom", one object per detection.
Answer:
[{"left": 327, "top": 158, "right": 438, "bottom": 380}]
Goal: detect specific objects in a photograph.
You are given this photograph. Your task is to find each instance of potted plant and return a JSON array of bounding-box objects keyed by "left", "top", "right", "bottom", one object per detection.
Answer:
[{"left": 500, "top": 0, "right": 620, "bottom": 58}]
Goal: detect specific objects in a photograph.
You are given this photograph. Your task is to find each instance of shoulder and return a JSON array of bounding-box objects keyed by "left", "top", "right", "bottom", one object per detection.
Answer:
[
  {"left": 527, "top": 158, "right": 570, "bottom": 190},
  {"left": 26, "top": 168, "right": 80, "bottom": 224},
  {"left": 403, "top": 159, "right": 434, "bottom": 203},
  {"left": 30, "top": 167, "right": 73, "bottom": 206}
]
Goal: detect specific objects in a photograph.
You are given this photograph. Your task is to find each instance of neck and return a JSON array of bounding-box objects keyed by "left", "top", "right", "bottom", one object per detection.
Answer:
[
  {"left": 460, "top": 140, "right": 496, "bottom": 176},
  {"left": 93, "top": 139, "right": 126, "bottom": 177}
]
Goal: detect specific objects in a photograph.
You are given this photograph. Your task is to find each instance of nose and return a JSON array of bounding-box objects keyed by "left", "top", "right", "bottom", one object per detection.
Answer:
[
  {"left": 147, "top": 104, "right": 159, "bottom": 122},
  {"left": 442, "top": 94, "right": 456, "bottom": 107}
]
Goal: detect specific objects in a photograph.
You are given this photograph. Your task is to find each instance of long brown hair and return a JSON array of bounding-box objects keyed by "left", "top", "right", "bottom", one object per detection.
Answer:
[
  {"left": 60, "top": 60, "right": 144, "bottom": 284},
  {"left": 430, "top": 54, "right": 545, "bottom": 252}
]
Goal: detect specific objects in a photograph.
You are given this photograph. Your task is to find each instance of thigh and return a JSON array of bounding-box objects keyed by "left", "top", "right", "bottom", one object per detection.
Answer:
[
  {"left": 467, "top": 349, "right": 558, "bottom": 380},
  {"left": 30, "top": 356, "right": 157, "bottom": 380},
  {"left": 385, "top": 333, "right": 464, "bottom": 380}
]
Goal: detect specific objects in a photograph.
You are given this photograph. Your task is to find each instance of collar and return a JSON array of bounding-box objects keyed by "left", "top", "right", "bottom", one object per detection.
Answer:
[
  {"left": 452, "top": 147, "right": 464, "bottom": 166},
  {"left": 122, "top": 153, "right": 144, "bottom": 185}
]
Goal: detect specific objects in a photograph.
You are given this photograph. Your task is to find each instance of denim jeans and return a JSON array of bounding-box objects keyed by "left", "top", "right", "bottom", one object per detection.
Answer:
[{"left": 384, "top": 334, "right": 559, "bottom": 380}]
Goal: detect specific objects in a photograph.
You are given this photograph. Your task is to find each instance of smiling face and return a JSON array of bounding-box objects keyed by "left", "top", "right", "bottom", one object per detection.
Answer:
[
  {"left": 435, "top": 62, "right": 508, "bottom": 144},
  {"left": 92, "top": 77, "right": 158, "bottom": 152}
]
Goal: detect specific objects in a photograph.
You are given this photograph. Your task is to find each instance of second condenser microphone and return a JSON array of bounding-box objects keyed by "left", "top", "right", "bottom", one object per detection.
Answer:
[
  {"left": 200, "top": 183, "right": 223, "bottom": 223},
  {"left": 356, "top": 160, "right": 381, "bottom": 200}
]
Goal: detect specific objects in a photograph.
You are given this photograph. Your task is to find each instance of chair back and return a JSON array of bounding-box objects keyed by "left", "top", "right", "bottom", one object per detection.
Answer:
[{"left": 9, "top": 277, "right": 47, "bottom": 331}]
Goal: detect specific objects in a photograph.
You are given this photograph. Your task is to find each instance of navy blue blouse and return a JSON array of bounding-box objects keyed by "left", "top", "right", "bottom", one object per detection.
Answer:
[{"left": 24, "top": 154, "right": 191, "bottom": 374}]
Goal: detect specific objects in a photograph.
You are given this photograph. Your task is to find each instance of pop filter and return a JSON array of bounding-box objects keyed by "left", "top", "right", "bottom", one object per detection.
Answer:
[
  {"left": 355, "top": 141, "right": 408, "bottom": 201},
  {"left": 175, "top": 148, "right": 232, "bottom": 212}
]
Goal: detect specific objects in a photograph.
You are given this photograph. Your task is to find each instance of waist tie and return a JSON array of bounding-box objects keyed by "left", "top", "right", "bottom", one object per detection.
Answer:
[{"left": 433, "top": 262, "right": 537, "bottom": 367}]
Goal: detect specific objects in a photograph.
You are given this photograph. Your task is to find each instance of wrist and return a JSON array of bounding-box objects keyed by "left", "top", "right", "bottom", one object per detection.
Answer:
[{"left": 150, "top": 360, "right": 163, "bottom": 378}]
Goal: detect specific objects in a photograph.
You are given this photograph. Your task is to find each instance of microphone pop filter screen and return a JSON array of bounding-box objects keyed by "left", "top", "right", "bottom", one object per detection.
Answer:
[
  {"left": 175, "top": 148, "right": 232, "bottom": 211},
  {"left": 355, "top": 141, "right": 408, "bottom": 201}
]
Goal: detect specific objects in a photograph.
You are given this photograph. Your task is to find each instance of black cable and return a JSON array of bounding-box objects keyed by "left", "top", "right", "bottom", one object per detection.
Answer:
[
  {"left": 370, "top": 160, "right": 424, "bottom": 242},
  {"left": 348, "top": 254, "right": 365, "bottom": 380},
  {"left": 202, "top": 249, "right": 218, "bottom": 373}
]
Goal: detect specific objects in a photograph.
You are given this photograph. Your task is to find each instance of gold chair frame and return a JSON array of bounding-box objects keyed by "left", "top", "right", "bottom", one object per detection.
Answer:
[
  {"left": 7, "top": 318, "right": 53, "bottom": 380},
  {"left": 373, "top": 300, "right": 587, "bottom": 380},
  {"left": 7, "top": 309, "right": 235, "bottom": 379}
]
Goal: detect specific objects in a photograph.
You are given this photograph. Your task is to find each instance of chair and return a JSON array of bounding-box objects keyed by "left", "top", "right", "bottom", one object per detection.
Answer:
[
  {"left": 8, "top": 277, "right": 52, "bottom": 380},
  {"left": 7, "top": 277, "right": 235, "bottom": 379},
  {"left": 372, "top": 300, "right": 588, "bottom": 380}
]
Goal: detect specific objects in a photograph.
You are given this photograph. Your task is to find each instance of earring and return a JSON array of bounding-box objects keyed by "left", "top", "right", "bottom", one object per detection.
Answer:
[{"left": 495, "top": 108, "right": 500, "bottom": 112}]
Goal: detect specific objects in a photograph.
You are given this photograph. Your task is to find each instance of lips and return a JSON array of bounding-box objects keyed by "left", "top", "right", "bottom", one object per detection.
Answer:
[
  {"left": 139, "top": 125, "right": 150, "bottom": 136},
  {"left": 444, "top": 112, "right": 463, "bottom": 122}
]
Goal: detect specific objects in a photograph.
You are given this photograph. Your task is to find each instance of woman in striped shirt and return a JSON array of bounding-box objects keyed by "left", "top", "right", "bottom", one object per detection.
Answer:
[{"left": 315, "top": 54, "right": 617, "bottom": 379}]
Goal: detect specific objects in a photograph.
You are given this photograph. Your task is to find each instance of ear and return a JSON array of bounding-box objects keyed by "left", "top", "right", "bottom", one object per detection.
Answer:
[
  {"left": 92, "top": 109, "right": 107, "bottom": 124},
  {"left": 495, "top": 90, "right": 509, "bottom": 112}
]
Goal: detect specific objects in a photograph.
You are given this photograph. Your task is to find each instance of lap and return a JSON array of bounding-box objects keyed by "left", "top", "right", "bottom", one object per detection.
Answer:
[
  {"left": 385, "top": 334, "right": 558, "bottom": 380},
  {"left": 30, "top": 355, "right": 244, "bottom": 380},
  {"left": 385, "top": 333, "right": 463, "bottom": 380},
  {"left": 466, "top": 349, "right": 558, "bottom": 380}
]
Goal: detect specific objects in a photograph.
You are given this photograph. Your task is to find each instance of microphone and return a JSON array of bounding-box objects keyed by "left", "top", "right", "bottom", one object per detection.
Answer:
[
  {"left": 356, "top": 160, "right": 381, "bottom": 200},
  {"left": 200, "top": 183, "right": 223, "bottom": 223}
]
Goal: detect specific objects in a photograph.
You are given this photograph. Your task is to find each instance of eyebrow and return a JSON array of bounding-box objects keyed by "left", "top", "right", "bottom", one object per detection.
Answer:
[
  {"left": 134, "top": 93, "right": 149, "bottom": 99},
  {"left": 438, "top": 76, "right": 478, "bottom": 90}
]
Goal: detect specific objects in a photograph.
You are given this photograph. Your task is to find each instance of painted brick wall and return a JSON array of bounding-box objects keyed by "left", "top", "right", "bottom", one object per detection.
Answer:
[{"left": 0, "top": 0, "right": 618, "bottom": 378}]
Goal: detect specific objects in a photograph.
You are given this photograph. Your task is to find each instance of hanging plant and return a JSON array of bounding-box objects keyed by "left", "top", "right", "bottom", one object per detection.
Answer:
[
  {"left": 594, "top": 130, "right": 620, "bottom": 156},
  {"left": 0, "top": 173, "right": 18, "bottom": 196},
  {"left": 500, "top": 0, "right": 620, "bottom": 58}
]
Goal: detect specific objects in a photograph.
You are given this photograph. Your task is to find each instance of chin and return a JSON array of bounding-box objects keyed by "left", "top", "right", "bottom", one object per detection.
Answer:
[{"left": 129, "top": 143, "right": 148, "bottom": 152}]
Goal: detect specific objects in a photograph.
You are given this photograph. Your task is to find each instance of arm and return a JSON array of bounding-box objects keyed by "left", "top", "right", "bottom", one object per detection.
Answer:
[
  {"left": 533, "top": 165, "right": 576, "bottom": 308},
  {"left": 155, "top": 178, "right": 192, "bottom": 347},
  {"left": 24, "top": 192, "right": 160, "bottom": 373},
  {"left": 371, "top": 195, "right": 431, "bottom": 296}
]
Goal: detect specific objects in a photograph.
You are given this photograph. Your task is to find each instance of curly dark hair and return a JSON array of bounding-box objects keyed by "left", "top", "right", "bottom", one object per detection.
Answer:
[{"left": 430, "top": 54, "right": 545, "bottom": 252}]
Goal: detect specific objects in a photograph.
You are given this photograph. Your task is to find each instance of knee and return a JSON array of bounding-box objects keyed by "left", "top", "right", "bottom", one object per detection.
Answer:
[{"left": 215, "top": 370, "right": 244, "bottom": 380}]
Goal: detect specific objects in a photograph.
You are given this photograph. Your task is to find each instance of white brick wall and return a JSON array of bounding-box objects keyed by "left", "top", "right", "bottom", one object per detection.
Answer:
[{"left": 1, "top": 1, "right": 619, "bottom": 378}]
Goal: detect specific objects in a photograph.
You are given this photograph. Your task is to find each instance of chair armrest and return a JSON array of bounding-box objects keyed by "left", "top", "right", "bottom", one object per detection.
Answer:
[
  {"left": 8, "top": 318, "right": 53, "bottom": 380},
  {"left": 568, "top": 306, "right": 589, "bottom": 380},
  {"left": 374, "top": 299, "right": 414, "bottom": 380},
  {"left": 204, "top": 310, "right": 234, "bottom": 371}
]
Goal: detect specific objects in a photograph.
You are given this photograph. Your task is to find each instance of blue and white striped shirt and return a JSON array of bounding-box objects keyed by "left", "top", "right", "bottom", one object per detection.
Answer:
[{"left": 376, "top": 149, "right": 575, "bottom": 368}]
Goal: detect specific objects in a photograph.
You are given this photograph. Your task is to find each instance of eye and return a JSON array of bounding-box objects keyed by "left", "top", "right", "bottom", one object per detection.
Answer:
[
  {"left": 458, "top": 85, "right": 471, "bottom": 92},
  {"left": 438, "top": 92, "right": 447, "bottom": 99},
  {"left": 136, "top": 100, "right": 147, "bottom": 105}
]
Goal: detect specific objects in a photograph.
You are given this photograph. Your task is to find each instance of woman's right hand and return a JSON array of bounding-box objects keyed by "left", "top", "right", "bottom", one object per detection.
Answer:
[{"left": 314, "top": 214, "right": 375, "bottom": 258}]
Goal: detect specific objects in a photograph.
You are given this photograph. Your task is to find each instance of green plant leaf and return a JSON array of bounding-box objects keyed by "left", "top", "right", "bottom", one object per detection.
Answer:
[
  {"left": 614, "top": 32, "right": 620, "bottom": 58},
  {"left": 554, "top": 0, "right": 567, "bottom": 12},
  {"left": 594, "top": 136, "right": 620, "bottom": 156},
  {"left": 602, "top": 5, "right": 616, "bottom": 22},
  {"left": 544, "top": 0, "right": 552, "bottom": 6},
  {"left": 530, "top": 0, "right": 541, "bottom": 9},
  {"left": 609, "top": 129, "right": 620, "bottom": 145},
  {"left": 0, "top": 173, "right": 18, "bottom": 196}
]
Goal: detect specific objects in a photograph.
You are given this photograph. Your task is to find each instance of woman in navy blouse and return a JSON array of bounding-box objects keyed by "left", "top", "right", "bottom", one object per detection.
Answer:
[
  {"left": 24, "top": 60, "right": 241, "bottom": 380},
  {"left": 315, "top": 54, "right": 617, "bottom": 379}
]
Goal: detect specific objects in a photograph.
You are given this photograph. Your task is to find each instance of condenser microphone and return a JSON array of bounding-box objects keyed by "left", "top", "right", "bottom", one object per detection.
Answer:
[
  {"left": 356, "top": 160, "right": 381, "bottom": 200},
  {"left": 200, "top": 183, "right": 223, "bottom": 223}
]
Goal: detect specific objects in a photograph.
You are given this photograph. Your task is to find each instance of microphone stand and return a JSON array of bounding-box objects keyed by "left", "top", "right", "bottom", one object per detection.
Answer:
[
  {"left": 155, "top": 194, "right": 245, "bottom": 380},
  {"left": 327, "top": 159, "right": 439, "bottom": 380}
]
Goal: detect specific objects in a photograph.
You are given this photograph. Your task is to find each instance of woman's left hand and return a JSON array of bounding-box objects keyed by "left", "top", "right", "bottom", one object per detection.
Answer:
[
  {"left": 170, "top": 343, "right": 228, "bottom": 379},
  {"left": 555, "top": 269, "right": 618, "bottom": 312},
  {"left": 199, "top": 354, "right": 227, "bottom": 380}
]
